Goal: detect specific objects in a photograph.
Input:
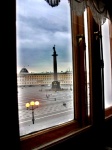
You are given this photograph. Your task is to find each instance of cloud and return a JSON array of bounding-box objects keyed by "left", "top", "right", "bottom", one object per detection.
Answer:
[{"left": 16, "top": 0, "right": 72, "bottom": 73}]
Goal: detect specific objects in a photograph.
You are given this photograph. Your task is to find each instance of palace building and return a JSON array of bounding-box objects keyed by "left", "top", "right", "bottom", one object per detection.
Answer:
[{"left": 17, "top": 67, "right": 73, "bottom": 87}]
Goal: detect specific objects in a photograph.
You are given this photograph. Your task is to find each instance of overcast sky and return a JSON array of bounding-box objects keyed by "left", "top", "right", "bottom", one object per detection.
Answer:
[{"left": 16, "top": 0, "right": 72, "bottom": 73}]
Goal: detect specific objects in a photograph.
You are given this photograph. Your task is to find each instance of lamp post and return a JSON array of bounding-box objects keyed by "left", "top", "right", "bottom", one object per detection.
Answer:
[{"left": 25, "top": 100, "right": 39, "bottom": 124}]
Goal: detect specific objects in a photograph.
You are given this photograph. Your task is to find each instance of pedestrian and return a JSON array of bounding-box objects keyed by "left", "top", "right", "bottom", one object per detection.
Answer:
[{"left": 63, "top": 102, "right": 66, "bottom": 107}]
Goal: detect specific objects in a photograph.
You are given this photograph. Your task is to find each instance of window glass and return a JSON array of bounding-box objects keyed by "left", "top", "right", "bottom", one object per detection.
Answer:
[
  {"left": 84, "top": 9, "right": 90, "bottom": 115},
  {"left": 102, "top": 19, "right": 112, "bottom": 108},
  {"left": 16, "top": 0, "right": 74, "bottom": 136}
]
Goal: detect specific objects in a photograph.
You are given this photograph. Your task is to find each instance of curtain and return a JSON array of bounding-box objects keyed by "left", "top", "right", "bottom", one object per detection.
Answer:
[{"left": 71, "top": 0, "right": 112, "bottom": 25}]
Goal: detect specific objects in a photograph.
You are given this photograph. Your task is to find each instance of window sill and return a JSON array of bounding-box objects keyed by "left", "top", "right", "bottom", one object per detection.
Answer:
[
  {"left": 20, "top": 120, "right": 91, "bottom": 150},
  {"left": 33, "top": 125, "right": 92, "bottom": 150}
]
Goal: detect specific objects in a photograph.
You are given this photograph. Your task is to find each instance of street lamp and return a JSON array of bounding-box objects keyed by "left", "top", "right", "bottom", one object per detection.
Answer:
[
  {"left": 45, "top": 0, "right": 61, "bottom": 7},
  {"left": 25, "top": 100, "right": 39, "bottom": 124}
]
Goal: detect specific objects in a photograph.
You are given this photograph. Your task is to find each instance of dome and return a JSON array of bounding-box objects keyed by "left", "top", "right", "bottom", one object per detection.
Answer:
[{"left": 20, "top": 68, "right": 29, "bottom": 73}]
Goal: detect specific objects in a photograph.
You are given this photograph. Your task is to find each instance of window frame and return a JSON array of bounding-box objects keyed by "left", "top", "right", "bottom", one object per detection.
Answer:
[
  {"left": 19, "top": 1, "right": 89, "bottom": 149},
  {"left": 15, "top": 1, "right": 112, "bottom": 150},
  {"left": 87, "top": 8, "right": 112, "bottom": 121}
]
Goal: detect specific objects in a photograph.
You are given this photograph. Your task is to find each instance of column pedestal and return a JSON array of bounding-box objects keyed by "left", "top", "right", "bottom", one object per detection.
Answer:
[{"left": 52, "top": 81, "right": 61, "bottom": 91}]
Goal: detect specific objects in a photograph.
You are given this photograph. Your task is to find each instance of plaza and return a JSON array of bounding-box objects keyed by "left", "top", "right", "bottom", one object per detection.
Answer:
[{"left": 18, "top": 85, "right": 74, "bottom": 136}]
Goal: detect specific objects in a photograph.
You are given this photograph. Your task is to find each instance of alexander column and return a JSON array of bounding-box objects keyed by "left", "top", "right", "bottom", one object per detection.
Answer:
[{"left": 51, "top": 45, "right": 61, "bottom": 90}]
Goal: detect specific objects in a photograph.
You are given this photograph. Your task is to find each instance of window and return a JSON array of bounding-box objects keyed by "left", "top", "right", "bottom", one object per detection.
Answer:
[
  {"left": 16, "top": 0, "right": 76, "bottom": 137},
  {"left": 101, "top": 19, "right": 112, "bottom": 117},
  {"left": 15, "top": 1, "right": 112, "bottom": 150},
  {"left": 102, "top": 19, "right": 112, "bottom": 109},
  {"left": 16, "top": 0, "right": 91, "bottom": 149},
  {"left": 87, "top": 7, "right": 112, "bottom": 121}
]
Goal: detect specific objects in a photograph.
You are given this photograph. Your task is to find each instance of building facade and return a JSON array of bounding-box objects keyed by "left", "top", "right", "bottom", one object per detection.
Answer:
[{"left": 17, "top": 68, "right": 73, "bottom": 87}]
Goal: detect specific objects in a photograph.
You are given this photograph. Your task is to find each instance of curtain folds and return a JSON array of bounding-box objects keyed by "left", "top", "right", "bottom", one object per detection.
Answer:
[{"left": 72, "top": 0, "right": 112, "bottom": 25}]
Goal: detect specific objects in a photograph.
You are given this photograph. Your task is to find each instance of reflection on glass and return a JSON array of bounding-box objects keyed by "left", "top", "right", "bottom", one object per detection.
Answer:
[
  {"left": 16, "top": 0, "right": 74, "bottom": 136},
  {"left": 102, "top": 19, "right": 112, "bottom": 108}
]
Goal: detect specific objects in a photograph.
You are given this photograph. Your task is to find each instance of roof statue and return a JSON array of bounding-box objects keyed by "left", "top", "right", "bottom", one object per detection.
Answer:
[{"left": 53, "top": 45, "right": 56, "bottom": 53}]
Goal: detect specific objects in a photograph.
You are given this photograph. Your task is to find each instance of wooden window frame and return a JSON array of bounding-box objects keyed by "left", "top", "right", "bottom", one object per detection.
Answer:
[
  {"left": 4, "top": 0, "right": 112, "bottom": 150},
  {"left": 8, "top": 1, "right": 112, "bottom": 150},
  {"left": 87, "top": 8, "right": 112, "bottom": 122}
]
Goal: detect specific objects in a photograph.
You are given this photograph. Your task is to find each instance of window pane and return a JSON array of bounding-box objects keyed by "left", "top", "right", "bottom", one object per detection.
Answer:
[
  {"left": 102, "top": 19, "right": 112, "bottom": 108},
  {"left": 16, "top": 0, "right": 74, "bottom": 136},
  {"left": 84, "top": 9, "right": 90, "bottom": 116}
]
